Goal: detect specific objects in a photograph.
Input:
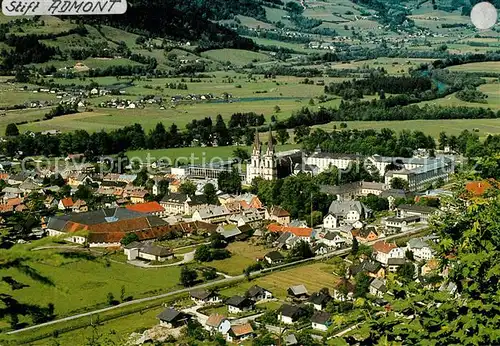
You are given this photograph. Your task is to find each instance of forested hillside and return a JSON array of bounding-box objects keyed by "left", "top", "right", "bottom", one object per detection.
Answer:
[{"left": 78, "top": 0, "right": 273, "bottom": 50}]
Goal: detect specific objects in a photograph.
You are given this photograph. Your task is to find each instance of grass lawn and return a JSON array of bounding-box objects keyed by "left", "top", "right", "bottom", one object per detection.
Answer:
[
  {"left": 0, "top": 245, "right": 184, "bottom": 328},
  {"left": 207, "top": 241, "right": 271, "bottom": 276},
  {"left": 314, "top": 119, "right": 500, "bottom": 139},
  {"left": 220, "top": 262, "right": 340, "bottom": 299}
]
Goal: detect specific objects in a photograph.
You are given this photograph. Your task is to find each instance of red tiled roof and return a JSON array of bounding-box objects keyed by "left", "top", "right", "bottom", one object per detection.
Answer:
[
  {"left": 6, "top": 198, "right": 23, "bottom": 206},
  {"left": 206, "top": 314, "right": 226, "bottom": 327},
  {"left": 126, "top": 201, "right": 164, "bottom": 214},
  {"left": 465, "top": 180, "right": 495, "bottom": 196},
  {"left": 231, "top": 323, "right": 254, "bottom": 336},
  {"left": 0, "top": 205, "right": 14, "bottom": 213},
  {"left": 60, "top": 197, "right": 74, "bottom": 208},
  {"left": 0, "top": 173, "right": 9, "bottom": 180},
  {"left": 373, "top": 241, "right": 397, "bottom": 254},
  {"left": 267, "top": 224, "right": 313, "bottom": 237}
]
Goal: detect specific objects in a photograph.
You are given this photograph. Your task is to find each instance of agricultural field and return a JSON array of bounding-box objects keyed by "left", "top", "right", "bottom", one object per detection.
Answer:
[
  {"left": 315, "top": 119, "right": 500, "bottom": 139},
  {"left": 17, "top": 99, "right": 306, "bottom": 134},
  {"left": 328, "top": 57, "right": 436, "bottom": 75},
  {"left": 446, "top": 62, "right": 500, "bottom": 73},
  {"left": 415, "top": 82, "right": 500, "bottom": 111},
  {"left": 220, "top": 262, "right": 340, "bottom": 299},
  {"left": 202, "top": 242, "right": 271, "bottom": 276},
  {"left": 0, "top": 241, "right": 185, "bottom": 328},
  {"left": 201, "top": 49, "right": 274, "bottom": 66}
]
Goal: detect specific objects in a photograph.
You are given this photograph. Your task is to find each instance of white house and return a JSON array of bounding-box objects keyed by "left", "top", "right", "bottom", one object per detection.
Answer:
[
  {"left": 319, "top": 231, "right": 346, "bottom": 249},
  {"left": 190, "top": 289, "right": 221, "bottom": 305},
  {"left": 311, "top": 311, "right": 331, "bottom": 332},
  {"left": 407, "top": 238, "right": 435, "bottom": 261},
  {"left": 226, "top": 323, "right": 254, "bottom": 343},
  {"left": 278, "top": 304, "right": 304, "bottom": 325},
  {"left": 323, "top": 213, "right": 337, "bottom": 229},
  {"left": 226, "top": 296, "right": 255, "bottom": 314},
  {"left": 205, "top": 314, "right": 231, "bottom": 334},
  {"left": 246, "top": 285, "right": 273, "bottom": 301},
  {"left": 123, "top": 242, "right": 174, "bottom": 262},
  {"left": 372, "top": 241, "right": 405, "bottom": 265},
  {"left": 327, "top": 200, "right": 371, "bottom": 227}
]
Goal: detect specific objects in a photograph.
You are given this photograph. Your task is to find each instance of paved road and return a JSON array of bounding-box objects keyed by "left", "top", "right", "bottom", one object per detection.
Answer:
[{"left": 7, "top": 226, "right": 427, "bottom": 335}]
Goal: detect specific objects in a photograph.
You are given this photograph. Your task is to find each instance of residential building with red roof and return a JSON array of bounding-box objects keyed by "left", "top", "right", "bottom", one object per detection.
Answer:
[
  {"left": 58, "top": 197, "right": 74, "bottom": 211},
  {"left": 126, "top": 201, "right": 166, "bottom": 217},
  {"left": 267, "top": 223, "right": 314, "bottom": 242},
  {"left": 373, "top": 240, "right": 405, "bottom": 265},
  {"left": 265, "top": 205, "right": 291, "bottom": 225}
]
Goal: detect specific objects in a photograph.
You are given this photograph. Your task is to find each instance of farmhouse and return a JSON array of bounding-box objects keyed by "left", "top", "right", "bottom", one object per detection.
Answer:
[
  {"left": 160, "top": 192, "right": 207, "bottom": 215},
  {"left": 319, "top": 231, "right": 346, "bottom": 248},
  {"left": 278, "top": 304, "right": 305, "bottom": 324},
  {"left": 226, "top": 296, "right": 255, "bottom": 314},
  {"left": 124, "top": 242, "right": 174, "bottom": 262},
  {"left": 308, "top": 291, "right": 332, "bottom": 311},
  {"left": 311, "top": 311, "right": 331, "bottom": 332},
  {"left": 58, "top": 197, "right": 74, "bottom": 211},
  {"left": 352, "top": 226, "right": 379, "bottom": 243},
  {"left": 192, "top": 205, "right": 231, "bottom": 223},
  {"left": 264, "top": 251, "right": 284, "bottom": 265},
  {"left": 156, "top": 308, "right": 190, "bottom": 328},
  {"left": 246, "top": 285, "right": 273, "bottom": 301},
  {"left": 205, "top": 314, "right": 230, "bottom": 334},
  {"left": 226, "top": 323, "right": 254, "bottom": 342},
  {"left": 190, "top": 289, "right": 221, "bottom": 305}
]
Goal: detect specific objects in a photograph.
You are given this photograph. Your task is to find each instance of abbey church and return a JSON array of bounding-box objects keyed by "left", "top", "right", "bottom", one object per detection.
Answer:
[{"left": 246, "top": 129, "right": 277, "bottom": 184}]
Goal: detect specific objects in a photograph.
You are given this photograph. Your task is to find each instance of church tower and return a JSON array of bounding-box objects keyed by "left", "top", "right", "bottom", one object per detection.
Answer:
[
  {"left": 246, "top": 129, "right": 277, "bottom": 184},
  {"left": 263, "top": 127, "right": 277, "bottom": 180}
]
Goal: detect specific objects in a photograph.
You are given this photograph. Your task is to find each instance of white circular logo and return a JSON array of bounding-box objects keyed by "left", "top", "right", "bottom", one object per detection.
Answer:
[{"left": 470, "top": 2, "right": 498, "bottom": 30}]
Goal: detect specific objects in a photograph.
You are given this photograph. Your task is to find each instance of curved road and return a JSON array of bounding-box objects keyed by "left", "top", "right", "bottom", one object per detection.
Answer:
[{"left": 7, "top": 226, "right": 427, "bottom": 335}]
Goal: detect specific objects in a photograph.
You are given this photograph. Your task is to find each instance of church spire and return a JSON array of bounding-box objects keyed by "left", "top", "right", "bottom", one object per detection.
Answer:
[
  {"left": 267, "top": 127, "right": 275, "bottom": 153},
  {"left": 252, "top": 129, "right": 261, "bottom": 153}
]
